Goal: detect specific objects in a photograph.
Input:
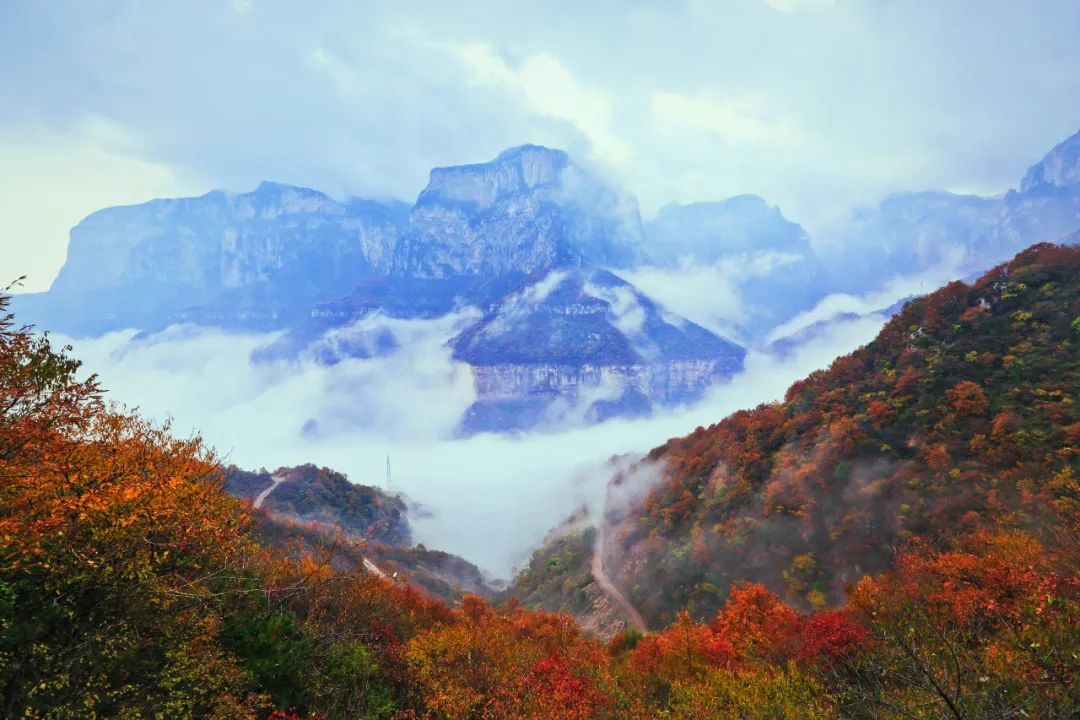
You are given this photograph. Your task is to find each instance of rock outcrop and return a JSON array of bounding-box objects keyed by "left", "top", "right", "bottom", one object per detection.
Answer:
[
  {"left": 394, "top": 145, "right": 644, "bottom": 279},
  {"left": 1021, "top": 128, "right": 1080, "bottom": 192},
  {"left": 451, "top": 269, "right": 745, "bottom": 432},
  {"left": 20, "top": 183, "right": 408, "bottom": 335}
]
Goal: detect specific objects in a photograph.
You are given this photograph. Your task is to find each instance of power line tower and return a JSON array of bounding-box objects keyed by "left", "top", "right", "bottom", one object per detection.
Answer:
[{"left": 385, "top": 454, "right": 392, "bottom": 492}]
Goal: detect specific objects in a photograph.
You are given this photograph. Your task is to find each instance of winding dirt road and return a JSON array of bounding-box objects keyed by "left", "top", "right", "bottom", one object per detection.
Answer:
[
  {"left": 253, "top": 474, "right": 391, "bottom": 581},
  {"left": 592, "top": 493, "right": 647, "bottom": 632},
  {"left": 253, "top": 474, "right": 285, "bottom": 509}
]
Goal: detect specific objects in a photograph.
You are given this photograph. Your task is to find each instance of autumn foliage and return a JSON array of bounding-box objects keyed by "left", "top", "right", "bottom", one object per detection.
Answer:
[
  {"left": 596, "top": 243, "right": 1080, "bottom": 625},
  {"left": 2, "top": 244, "right": 1079, "bottom": 720}
]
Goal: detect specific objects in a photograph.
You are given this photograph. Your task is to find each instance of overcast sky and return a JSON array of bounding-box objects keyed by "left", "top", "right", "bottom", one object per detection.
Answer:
[{"left": 3, "top": 0, "right": 1080, "bottom": 291}]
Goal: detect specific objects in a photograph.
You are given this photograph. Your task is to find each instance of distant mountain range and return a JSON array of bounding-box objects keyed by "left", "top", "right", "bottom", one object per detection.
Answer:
[
  {"left": 822, "top": 128, "right": 1080, "bottom": 292},
  {"left": 13, "top": 130, "right": 1080, "bottom": 433}
]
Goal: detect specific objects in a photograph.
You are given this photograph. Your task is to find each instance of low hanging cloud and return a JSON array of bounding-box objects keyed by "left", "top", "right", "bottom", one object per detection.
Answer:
[
  {"left": 621, "top": 251, "right": 806, "bottom": 342},
  {"left": 765, "top": 247, "right": 968, "bottom": 343},
  {"left": 57, "top": 296, "right": 891, "bottom": 579}
]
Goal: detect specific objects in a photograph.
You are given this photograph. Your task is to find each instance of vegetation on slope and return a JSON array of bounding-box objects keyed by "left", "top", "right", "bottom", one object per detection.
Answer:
[
  {"left": 504, "top": 519, "right": 596, "bottom": 616},
  {"left": 226, "top": 464, "right": 411, "bottom": 546},
  {"left": 1, "top": 245, "right": 1077, "bottom": 719},
  {"left": 583, "top": 243, "right": 1080, "bottom": 625}
]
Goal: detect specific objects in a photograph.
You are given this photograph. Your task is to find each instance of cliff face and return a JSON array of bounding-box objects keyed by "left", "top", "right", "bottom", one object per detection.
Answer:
[
  {"left": 37, "top": 183, "right": 408, "bottom": 334},
  {"left": 469, "top": 360, "right": 732, "bottom": 405},
  {"left": 1021, "top": 128, "right": 1080, "bottom": 192},
  {"left": 451, "top": 269, "right": 745, "bottom": 432},
  {"left": 394, "top": 145, "right": 644, "bottom": 278},
  {"left": 53, "top": 182, "right": 406, "bottom": 294}
]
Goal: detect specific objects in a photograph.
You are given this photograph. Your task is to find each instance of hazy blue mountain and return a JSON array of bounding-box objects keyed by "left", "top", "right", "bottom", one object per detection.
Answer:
[
  {"left": 449, "top": 268, "right": 746, "bottom": 433},
  {"left": 15, "top": 131, "right": 1080, "bottom": 433},
  {"left": 823, "top": 128, "right": 1080, "bottom": 293},
  {"left": 394, "top": 144, "right": 644, "bottom": 279},
  {"left": 643, "top": 195, "right": 829, "bottom": 341},
  {"left": 15, "top": 182, "right": 408, "bottom": 335},
  {"left": 645, "top": 195, "right": 811, "bottom": 264}
]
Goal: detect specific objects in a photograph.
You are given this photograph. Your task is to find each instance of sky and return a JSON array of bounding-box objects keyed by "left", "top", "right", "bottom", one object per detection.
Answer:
[{"left": 3, "top": 0, "right": 1080, "bottom": 291}]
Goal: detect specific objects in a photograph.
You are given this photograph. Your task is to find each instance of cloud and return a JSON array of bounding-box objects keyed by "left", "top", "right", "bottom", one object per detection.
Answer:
[
  {"left": 763, "top": 0, "right": 838, "bottom": 13},
  {"left": 55, "top": 304, "right": 886, "bottom": 578},
  {"left": 621, "top": 252, "right": 805, "bottom": 341},
  {"left": 765, "top": 247, "right": 967, "bottom": 343},
  {"left": 650, "top": 91, "right": 805, "bottom": 148},
  {"left": 3, "top": 1, "right": 1080, "bottom": 260},
  {"left": 583, "top": 282, "right": 651, "bottom": 357},
  {"left": 454, "top": 43, "right": 633, "bottom": 167}
]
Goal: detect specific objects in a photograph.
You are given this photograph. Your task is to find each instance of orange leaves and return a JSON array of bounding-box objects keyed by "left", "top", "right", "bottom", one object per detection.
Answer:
[
  {"left": 404, "top": 596, "right": 614, "bottom": 719},
  {"left": 1, "top": 410, "right": 247, "bottom": 588},
  {"left": 947, "top": 380, "right": 989, "bottom": 416},
  {"left": 711, "top": 584, "right": 800, "bottom": 663},
  {"left": 795, "top": 610, "right": 867, "bottom": 661},
  {"left": 867, "top": 400, "right": 896, "bottom": 428},
  {"left": 629, "top": 611, "right": 735, "bottom": 683},
  {"left": 923, "top": 442, "right": 950, "bottom": 472}
]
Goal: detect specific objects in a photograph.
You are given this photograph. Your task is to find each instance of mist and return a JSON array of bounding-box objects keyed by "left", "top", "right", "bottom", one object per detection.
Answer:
[{"left": 57, "top": 302, "right": 890, "bottom": 579}]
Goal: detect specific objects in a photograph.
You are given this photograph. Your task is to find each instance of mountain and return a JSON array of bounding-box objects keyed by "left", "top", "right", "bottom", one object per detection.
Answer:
[
  {"left": 450, "top": 268, "right": 746, "bottom": 432},
  {"left": 644, "top": 196, "right": 829, "bottom": 340},
  {"left": 224, "top": 463, "right": 411, "bottom": 546},
  {"left": 13, "top": 144, "right": 754, "bottom": 432},
  {"left": 19, "top": 131, "right": 1080, "bottom": 435},
  {"left": 15, "top": 182, "right": 408, "bottom": 335},
  {"left": 293, "top": 144, "right": 647, "bottom": 327},
  {"left": 646, "top": 195, "right": 812, "bottom": 264},
  {"left": 824, "top": 128, "right": 1080, "bottom": 293},
  {"left": 513, "top": 242, "right": 1080, "bottom": 628},
  {"left": 394, "top": 144, "right": 644, "bottom": 278},
  {"left": 225, "top": 462, "right": 497, "bottom": 603}
]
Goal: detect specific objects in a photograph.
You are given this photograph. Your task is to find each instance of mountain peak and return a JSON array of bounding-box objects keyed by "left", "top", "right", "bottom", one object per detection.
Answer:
[
  {"left": 1020, "top": 127, "right": 1080, "bottom": 192},
  {"left": 493, "top": 143, "right": 568, "bottom": 163},
  {"left": 418, "top": 144, "right": 570, "bottom": 208}
]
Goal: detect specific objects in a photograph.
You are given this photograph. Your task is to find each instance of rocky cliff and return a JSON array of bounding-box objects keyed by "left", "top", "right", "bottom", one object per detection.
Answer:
[
  {"left": 451, "top": 269, "right": 745, "bottom": 432},
  {"left": 1021, "top": 128, "right": 1080, "bottom": 192},
  {"left": 21, "top": 182, "right": 408, "bottom": 335},
  {"left": 393, "top": 145, "right": 644, "bottom": 278}
]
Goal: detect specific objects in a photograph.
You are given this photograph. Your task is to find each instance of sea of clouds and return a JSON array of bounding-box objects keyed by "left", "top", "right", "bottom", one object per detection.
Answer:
[{"left": 58, "top": 295, "right": 896, "bottom": 580}]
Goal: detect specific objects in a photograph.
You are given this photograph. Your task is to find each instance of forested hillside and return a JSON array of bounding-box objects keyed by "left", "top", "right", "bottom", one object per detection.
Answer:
[
  {"left": 226, "top": 464, "right": 411, "bottom": 546},
  {"left": 1, "top": 245, "right": 1077, "bottom": 719},
  {"left": 569, "top": 242, "right": 1080, "bottom": 626}
]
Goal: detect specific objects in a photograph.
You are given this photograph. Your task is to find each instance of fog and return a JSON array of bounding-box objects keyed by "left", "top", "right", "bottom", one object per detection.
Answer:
[{"left": 58, "top": 305, "right": 891, "bottom": 580}]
